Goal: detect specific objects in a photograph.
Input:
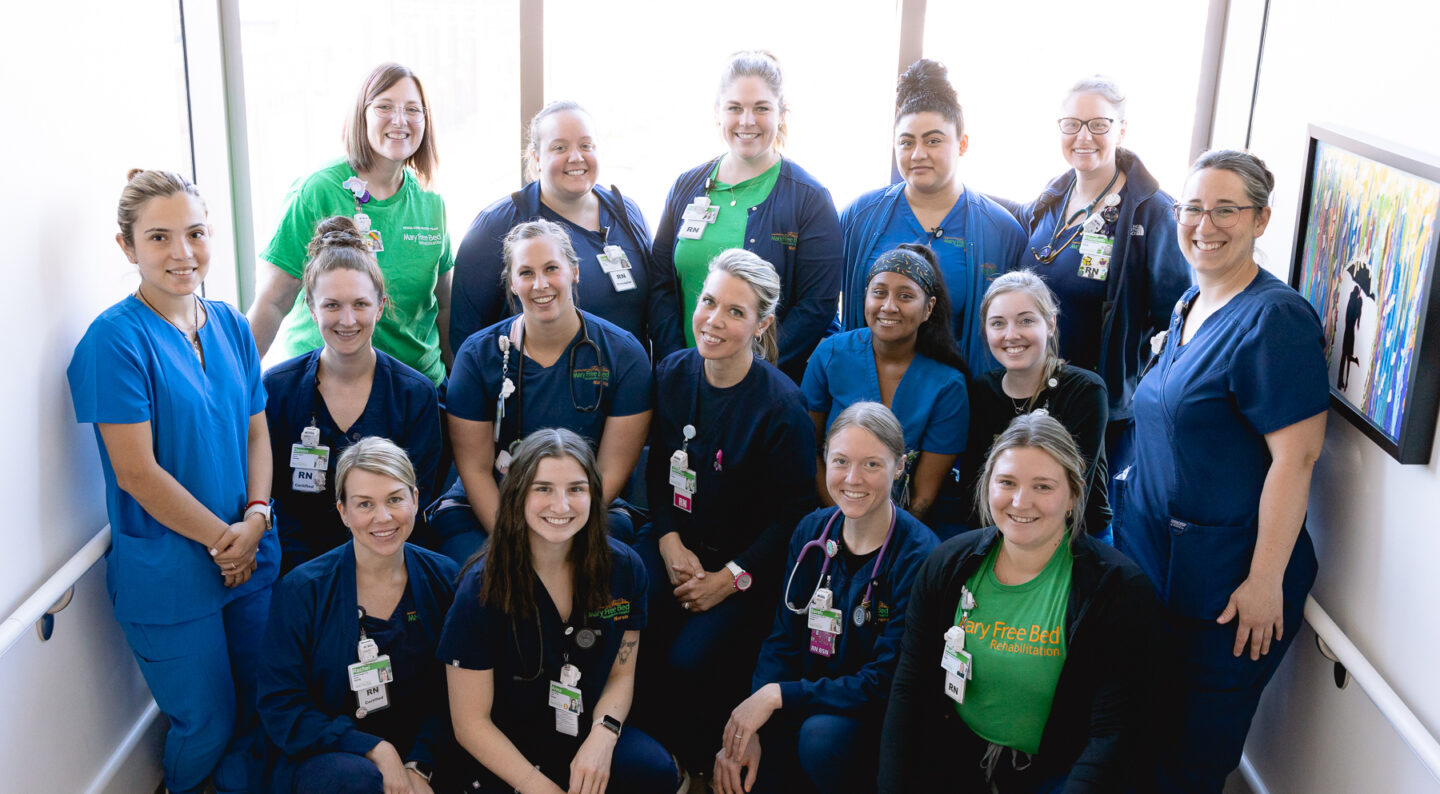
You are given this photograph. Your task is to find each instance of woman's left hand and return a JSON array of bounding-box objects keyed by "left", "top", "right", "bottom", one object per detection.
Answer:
[
  {"left": 568, "top": 728, "right": 617, "bottom": 794},
  {"left": 221, "top": 557, "right": 256, "bottom": 588},
  {"left": 407, "top": 767, "right": 435, "bottom": 794},
  {"left": 1217, "top": 575, "right": 1284, "bottom": 660},
  {"left": 213, "top": 517, "right": 264, "bottom": 569},
  {"left": 723, "top": 683, "right": 780, "bottom": 761},
  {"left": 673, "top": 569, "right": 734, "bottom": 613}
]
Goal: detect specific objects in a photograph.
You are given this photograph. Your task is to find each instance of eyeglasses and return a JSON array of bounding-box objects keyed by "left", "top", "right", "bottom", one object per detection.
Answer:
[
  {"left": 368, "top": 102, "right": 427, "bottom": 123},
  {"left": 1057, "top": 117, "right": 1114, "bottom": 135},
  {"left": 1171, "top": 204, "right": 1263, "bottom": 228}
]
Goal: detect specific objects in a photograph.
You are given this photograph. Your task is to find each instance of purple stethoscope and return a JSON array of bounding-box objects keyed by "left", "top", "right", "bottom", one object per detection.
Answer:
[{"left": 782, "top": 502, "right": 898, "bottom": 627}]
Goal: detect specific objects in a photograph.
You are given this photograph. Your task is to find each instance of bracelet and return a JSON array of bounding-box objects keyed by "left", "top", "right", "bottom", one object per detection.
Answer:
[{"left": 244, "top": 499, "right": 267, "bottom": 511}]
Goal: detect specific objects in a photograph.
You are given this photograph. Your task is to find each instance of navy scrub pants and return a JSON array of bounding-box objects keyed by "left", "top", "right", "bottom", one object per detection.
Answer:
[
  {"left": 117, "top": 585, "right": 271, "bottom": 794},
  {"left": 749, "top": 712, "right": 877, "bottom": 794}
]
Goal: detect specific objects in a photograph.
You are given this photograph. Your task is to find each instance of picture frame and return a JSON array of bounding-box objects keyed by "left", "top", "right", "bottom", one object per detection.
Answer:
[{"left": 1290, "top": 124, "right": 1440, "bottom": 464}]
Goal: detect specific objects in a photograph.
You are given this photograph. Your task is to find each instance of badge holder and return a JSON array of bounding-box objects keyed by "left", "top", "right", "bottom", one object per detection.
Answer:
[
  {"left": 343, "top": 176, "right": 382, "bottom": 252},
  {"left": 348, "top": 610, "right": 393, "bottom": 719},
  {"left": 290, "top": 424, "right": 330, "bottom": 494},
  {"left": 677, "top": 197, "right": 719, "bottom": 240},
  {"left": 495, "top": 336, "right": 518, "bottom": 474},
  {"left": 941, "top": 587, "right": 976, "bottom": 705},
  {"left": 807, "top": 577, "right": 843, "bottom": 657},
  {"left": 549, "top": 661, "right": 584, "bottom": 736},
  {"left": 597, "top": 244, "right": 636, "bottom": 292},
  {"left": 670, "top": 424, "right": 697, "bottom": 513}
]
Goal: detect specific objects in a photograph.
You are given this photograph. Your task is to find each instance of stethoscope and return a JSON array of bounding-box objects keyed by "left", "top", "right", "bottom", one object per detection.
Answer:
[
  {"left": 511, "top": 606, "right": 602, "bottom": 683},
  {"left": 782, "top": 503, "right": 899, "bottom": 628},
  {"left": 1030, "top": 166, "right": 1122, "bottom": 264},
  {"left": 494, "top": 308, "right": 605, "bottom": 446}
]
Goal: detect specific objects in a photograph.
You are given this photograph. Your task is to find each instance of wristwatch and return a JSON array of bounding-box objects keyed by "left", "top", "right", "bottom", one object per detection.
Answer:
[
  {"left": 404, "top": 760, "right": 433, "bottom": 781},
  {"left": 726, "top": 561, "right": 753, "bottom": 592},
  {"left": 594, "top": 714, "right": 623, "bottom": 737},
  {"left": 244, "top": 500, "right": 272, "bottom": 533}
]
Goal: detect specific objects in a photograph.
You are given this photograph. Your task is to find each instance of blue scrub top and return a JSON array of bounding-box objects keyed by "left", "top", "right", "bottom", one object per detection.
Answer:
[
  {"left": 437, "top": 538, "right": 647, "bottom": 775},
  {"left": 264, "top": 348, "right": 442, "bottom": 571},
  {"left": 68, "top": 296, "right": 279, "bottom": 625},
  {"left": 753, "top": 506, "right": 938, "bottom": 718},
  {"left": 801, "top": 328, "right": 969, "bottom": 456},
  {"left": 1117, "top": 269, "right": 1328, "bottom": 620}
]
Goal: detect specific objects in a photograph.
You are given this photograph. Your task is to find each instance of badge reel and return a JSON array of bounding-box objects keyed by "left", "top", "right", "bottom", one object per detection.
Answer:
[
  {"left": 549, "top": 662, "right": 584, "bottom": 736},
  {"left": 348, "top": 612, "right": 394, "bottom": 719},
  {"left": 670, "top": 424, "right": 697, "bottom": 513},
  {"left": 941, "top": 587, "right": 976, "bottom": 705},
  {"left": 598, "top": 244, "right": 636, "bottom": 293},
  {"left": 495, "top": 336, "right": 518, "bottom": 474},
  {"left": 290, "top": 424, "right": 330, "bottom": 494},
  {"left": 807, "top": 571, "right": 843, "bottom": 657},
  {"left": 677, "top": 197, "right": 719, "bottom": 240}
]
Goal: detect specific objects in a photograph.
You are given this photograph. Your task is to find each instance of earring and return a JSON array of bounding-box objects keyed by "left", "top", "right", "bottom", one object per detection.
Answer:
[{"left": 1065, "top": 509, "right": 1073, "bottom": 518}]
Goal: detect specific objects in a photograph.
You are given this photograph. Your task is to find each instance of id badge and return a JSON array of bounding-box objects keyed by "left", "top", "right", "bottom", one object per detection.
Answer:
[
  {"left": 597, "top": 246, "right": 632, "bottom": 273},
  {"left": 1079, "top": 253, "right": 1110, "bottom": 281},
  {"left": 807, "top": 605, "right": 843, "bottom": 635},
  {"left": 289, "top": 443, "right": 330, "bottom": 471},
  {"left": 944, "top": 669, "right": 967, "bottom": 704},
  {"left": 365, "top": 229, "right": 384, "bottom": 252},
  {"left": 608, "top": 268, "right": 636, "bottom": 292},
  {"left": 808, "top": 628, "right": 837, "bottom": 657},
  {"left": 678, "top": 217, "right": 707, "bottom": 240},
  {"left": 356, "top": 683, "right": 390, "bottom": 717},
  {"left": 940, "top": 644, "right": 971, "bottom": 679},
  {"left": 549, "top": 681, "right": 583, "bottom": 714},
  {"left": 555, "top": 707, "right": 579, "bottom": 736},
  {"left": 673, "top": 490, "right": 693, "bottom": 513},
  {"left": 668, "top": 451, "right": 696, "bottom": 493},
  {"left": 292, "top": 466, "right": 326, "bottom": 493},
  {"left": 348, "top": 655, "right": 394, "bottom": 691}
]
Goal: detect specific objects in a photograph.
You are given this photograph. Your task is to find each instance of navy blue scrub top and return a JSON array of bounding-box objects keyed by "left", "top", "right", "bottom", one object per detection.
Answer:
[
  {"left": 1118, "top": 269, "right": 1328, "bottom": 620},
  {"left": 354, "top": 588, "right": 431, "bottom": 750},
  {"left": 264, "top": 349, "right": 442, "bottom": 571},
  {"left": 437, "top": 538, "right": 647, "bottom": 768}
]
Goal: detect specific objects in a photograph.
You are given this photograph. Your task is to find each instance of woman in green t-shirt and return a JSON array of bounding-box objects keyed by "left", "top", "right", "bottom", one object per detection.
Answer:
[
  {"left": 248, "top": 62, "right": 453, "bottom": 386},
  {"left": 879, "top": 413, "right": 1160, "bottom": 792}
]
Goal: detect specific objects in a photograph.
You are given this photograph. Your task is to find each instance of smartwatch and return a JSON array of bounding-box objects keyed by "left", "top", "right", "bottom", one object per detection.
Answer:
[
  {"left": 404, "top": 760, "right": 433, "bottom": 781},
  {"left": 594, "top": 714, "right": 623, "bottom": 737},
  {"left": 725, "top": 561, "right": 753, "bottom": 592},
  {"left": 244, "top": 500, "right": 273, "bottom": 533}
]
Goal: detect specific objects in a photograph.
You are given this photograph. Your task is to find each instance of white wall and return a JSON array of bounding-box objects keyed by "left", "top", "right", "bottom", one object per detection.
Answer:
[
  {"left": 1214, "top": 1, "right": 1440, "bottom": 790},
  {"left": 0, "top": 1, "right": 233, "bottom": 790}
]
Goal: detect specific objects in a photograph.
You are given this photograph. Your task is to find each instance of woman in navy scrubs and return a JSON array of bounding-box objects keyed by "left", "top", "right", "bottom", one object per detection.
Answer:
[
  {"left": 841, "top": 59, "right": 1026, "bottom": 371},
  {"left": 68, "top": 170, "right": 280, "bottom": 793},
  {"left": 881, "top": 414, "right": 1160, "bottom": 792},
  {"left": 636, "top": 249, "right": 818, "bottom": 772},
  {"left": 960, "top": 270, "right": 1110, "bottom": 538},
  {"left": 652, "top": 50, "right": 844, "bottom": 382},
  {"left": 713, "top": 402, "right": 937, "bottom": 794},
  {"left": 802, "top": 245, "right": 969, "bottom": 533},
  {"left": 259, "top": 438, "right": 463, "bottom": 793},
  {"left": 450, "top": 100, "right": 683, "bottom": 355},
  {"left": 432, "top": 219, "right": 652, "bottom": 563},
  {"left": 264, "top": 216, "right": 442, "bottom": 573},
  {"left": 441, "top": 429, "right": 678, "bottom": 793},
  {"left": 1006, "top": 75, "right": 1190, "bottom": 483},
  {"left": 1116, "top": 150, "right": 1328, "bottom": 792}
]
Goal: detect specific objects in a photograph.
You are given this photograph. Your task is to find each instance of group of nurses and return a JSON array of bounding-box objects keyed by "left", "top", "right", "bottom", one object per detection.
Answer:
[
  {"left": 715, "top": 403, "right": 937, "bottom": 793},
  {"left": 434, "top": 220, "right": 652, "bottom": 562},
  {"left": 69, "top": 171, "right": 280, "bottom": 793},
  {"left": 440, "top": 429, "right": 678, "bottom": 793},
  {"left": 653, "top": 50, "right": 845, "bottom": 383},
  {"left": 249, "top": 63, "right": 453, "bottom": 387},
  {"left": 802, "top": 245, "right": 970, "bottom": 532},
  {"left": 263, "top": 216, "right": 442, "bottom": 572},
  {"left": 1117, "top": 150, "right": 1328, "bottom": 791},
  {"left": 258, "top": 438, "right": 463, "bottom": 792},
  {"left": 841, "top": 58, "right": 1028, "bottom": 371},
  {"left": 450, "top": 100, "right": 683, "bottom": 357}
]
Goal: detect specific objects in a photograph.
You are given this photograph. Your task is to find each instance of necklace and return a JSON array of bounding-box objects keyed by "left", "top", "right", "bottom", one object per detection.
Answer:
[
  {"left": 136, "top": 287, "right": 204, "bottom": 361},
  {"left": 716, "top": 159, "right": 777, "bottom": 208}
]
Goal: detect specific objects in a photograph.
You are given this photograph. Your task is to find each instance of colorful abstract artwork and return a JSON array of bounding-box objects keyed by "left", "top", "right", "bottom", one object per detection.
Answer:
[{"left": 1292, "top": 126, "right": 1440, "bottom": 463}]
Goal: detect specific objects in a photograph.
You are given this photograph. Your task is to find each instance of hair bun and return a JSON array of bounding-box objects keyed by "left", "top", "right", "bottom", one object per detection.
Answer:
[
  {"left": 896, "top": 59, "right": 953, "bottom": 106},
  {"left": 307, "top": 215, "right": 368, "bottom": 258},
  {"left": 126, "top": 168, "right": 146, "bottom": 183}
]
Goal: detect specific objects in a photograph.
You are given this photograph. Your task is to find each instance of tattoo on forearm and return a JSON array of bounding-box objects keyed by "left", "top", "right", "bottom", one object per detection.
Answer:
[{"left": 617, "top": 638, "right": 637, "bottom": 665}]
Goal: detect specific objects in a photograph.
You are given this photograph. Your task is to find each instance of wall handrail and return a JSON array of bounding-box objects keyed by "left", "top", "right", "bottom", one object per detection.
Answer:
[
  {"left": 0, "top": 525, "right": 110, "bottom": 659},
  {"left": 1305, "top": 595, "right": 1440, "bottom": 783}
]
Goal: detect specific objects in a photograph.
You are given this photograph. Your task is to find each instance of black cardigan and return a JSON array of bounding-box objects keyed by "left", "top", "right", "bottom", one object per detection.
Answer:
[{"left": 879, "top": 528, "right": 1162, "bottom": 792}]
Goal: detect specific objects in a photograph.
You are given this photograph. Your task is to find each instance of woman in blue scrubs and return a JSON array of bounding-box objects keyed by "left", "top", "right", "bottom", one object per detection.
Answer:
[
  {"left": 881, "top": 414, "right": 1161, "bottom": 792},
  {"left": 264, "top": 216, "right": 442, "bottom": 573},
  {"left": 960, "top": 270, "right": 1111, "bottom": 538},
  {"left": 802, "top": 245, "right": 969, "bottom": 532},
  {"left": 652, "top": 50, "right": 844, "bottom": 382},
  {"left": 636, "top": 249, "right": 818, "bottom": 773},
  {"left": 1116, "top": 150, "right": 1328, "bottom": 792},
  {"left": 431, "top": 219, "right": 652, "bottom": 563},
  {"left": 441, "top": 429, "right": 678, "bottom": 793},
  {"left": 450, "top": 100, "right": 683, "bottom": 356},
  {"left": 1006, "top": 75, "right": 1190, "bottom": 484},
  {"left": 841, "top": 59, "right": 1027, "bottom": 371},
  {"left": 713, "top": 403, "right": 937, "bottom": 794},
  {"left": 259, "top": 438, "right": 464, "bottom": 793},
  {"left": 68, "top": 170, "right": 280, "bottom": 793}
]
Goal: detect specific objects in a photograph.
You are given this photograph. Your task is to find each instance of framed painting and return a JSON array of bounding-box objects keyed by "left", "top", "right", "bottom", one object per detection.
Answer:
[{"left": 1290, "top": 124, "right": 1440, "bottom": 464}]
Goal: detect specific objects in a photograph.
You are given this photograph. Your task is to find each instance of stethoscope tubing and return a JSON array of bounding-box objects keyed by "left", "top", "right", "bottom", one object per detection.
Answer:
[{"left": 782, "top": 502, "right": 898, "bottom": 617}]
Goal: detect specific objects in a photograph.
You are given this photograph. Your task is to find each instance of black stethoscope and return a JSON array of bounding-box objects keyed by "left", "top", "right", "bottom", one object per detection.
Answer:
[
  {"left": 511, "top": 607, "right": 602, "bottom": 683},
  {"left": 1031, "top": 166, "right": 1122, "bottom": 264},
  {"left": 494, "top": 309, "right": 605, "bottom": 446},
  {"left": 782, "top": 503, "right": 899, "bottom": 628}
]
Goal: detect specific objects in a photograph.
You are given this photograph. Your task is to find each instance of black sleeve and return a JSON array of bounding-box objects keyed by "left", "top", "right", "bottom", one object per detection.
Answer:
[
  {"left": 733, "top": 398, "right": 818, "bottom": 583},
  {"left": 878, "top": 547, "right": 952, "bottom": 792}
]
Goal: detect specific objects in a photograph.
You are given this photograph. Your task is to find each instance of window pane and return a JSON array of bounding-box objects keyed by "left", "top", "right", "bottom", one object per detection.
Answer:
[
  {"left": 238, "top": 0, "right": 519, "bottom": 263},
  {"left": 923, "top": 0, "right": 1210, "bottom": 205},
  {"left": 544, "top": 0, "right": 898, "bottom": 228}
]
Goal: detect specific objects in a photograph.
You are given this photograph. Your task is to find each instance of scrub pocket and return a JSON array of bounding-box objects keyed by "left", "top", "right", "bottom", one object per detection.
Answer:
[{"left": 1164, "top": 518, "right": 1255, "bottom": 620}]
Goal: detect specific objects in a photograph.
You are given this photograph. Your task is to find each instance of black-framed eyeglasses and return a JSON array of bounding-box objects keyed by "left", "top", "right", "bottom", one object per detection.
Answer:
[
  {"left": 1057, "top": 117, "right": 1114, "bottom": 135},
  {"left": 1171, "top": 204, "right": 1263, "bottom": 228}
]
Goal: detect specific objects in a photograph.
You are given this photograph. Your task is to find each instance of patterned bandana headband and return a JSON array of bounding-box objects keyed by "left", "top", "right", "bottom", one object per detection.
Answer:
[{"left": 866, "top": 248, "right": 938, "bottom": 296}]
